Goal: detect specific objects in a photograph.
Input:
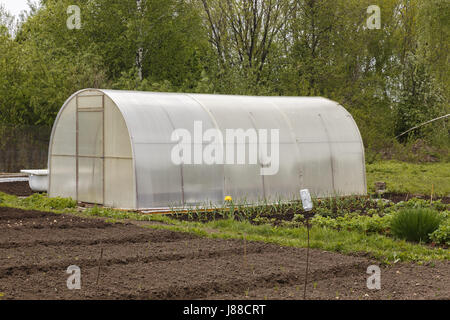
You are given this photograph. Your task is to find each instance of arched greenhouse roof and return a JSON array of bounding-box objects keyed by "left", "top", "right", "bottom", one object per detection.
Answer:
[{"left": 48, "top": 89, "right": 366, "bottom": 209}]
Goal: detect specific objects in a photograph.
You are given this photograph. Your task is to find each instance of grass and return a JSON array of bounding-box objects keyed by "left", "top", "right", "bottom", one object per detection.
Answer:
[
  {"left": 366, "top": 161, "right": 450, "bottom": 196},
  {"left": 390, "top": 208, "right": 444, "bottom": 242}
]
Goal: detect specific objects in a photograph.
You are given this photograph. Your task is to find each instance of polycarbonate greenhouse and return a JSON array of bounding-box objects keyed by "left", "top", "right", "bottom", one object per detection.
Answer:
[{"left": 48, "top": 89, "right": 367, "bottom": 209}]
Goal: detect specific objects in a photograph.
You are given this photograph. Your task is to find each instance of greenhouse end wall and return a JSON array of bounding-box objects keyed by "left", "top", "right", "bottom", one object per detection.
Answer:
[
  {"left": 48, "top": 89, "right": 367, "bottom": 209},
  {"left": 48, "top": 90, "right": 136, "bottom": 209}
]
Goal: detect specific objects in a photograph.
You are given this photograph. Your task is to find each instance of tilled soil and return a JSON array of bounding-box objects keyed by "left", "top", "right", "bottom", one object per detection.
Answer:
[
  {"left": 0, "top": 181, "right": 34, "bottom": 197},
  {"left": 0, "top": 206, "right": 448, "bottom": 300}
]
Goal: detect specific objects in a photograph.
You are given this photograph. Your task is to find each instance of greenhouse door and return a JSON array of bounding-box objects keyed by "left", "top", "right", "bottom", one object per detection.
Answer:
[{"left": 76, "top": 94, "right": 104, "bottom": 204}]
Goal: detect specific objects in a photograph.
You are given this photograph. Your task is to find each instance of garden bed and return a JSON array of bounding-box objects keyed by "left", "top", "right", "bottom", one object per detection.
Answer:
[
  {"left": 0, "top": 206, "right": 448, "bottom": 300},
  {"left": 0, "top": 181, "right": 34, "bottom": 197}
]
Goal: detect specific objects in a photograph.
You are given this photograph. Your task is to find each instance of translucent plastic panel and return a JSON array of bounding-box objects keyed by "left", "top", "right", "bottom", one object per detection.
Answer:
[
  {"left": 190, "top": 94, "right": 264, "bottom": 199},
  {"left": 238, "top": 97, "right": 295, "bottom": 143},
  {"left": 51, "top": 98, "right": 76, "bottom": 156},
  {"left": 330, "top": 142, "right": 366, "bottom": 195},
  {"left": 106, "top": 91, "right": 175, "bottom": 144},
  {"left": 191, "top": 95, "right": 258, "bottom": 136},
  {"left": 238, "top": 97, "right": 302, "bottom": 199},
  {"left": 49, "top": 155, "right": 76, "bottom": 199},
  {"left": 223, "top": 164, "right": 263, "bottom": 202},
  {"left": 273, "top": 98, "right": 333, "bottom": 143},
  {"left": 78, "top": 157, "right": 103, "bottom": 204},
  {"left": 319, "top": 108, "right": 361, "bottom": 142},
  {"left": 104, "top": 96, "right": 132, "bottom": 158},
  {"left": 78, "top": 89, "right": 102, "bottom": 96},
  {"left": 182, "top": 165, "right": 223, "bottom": 205},
  {"left": 273, "top": 98, "right": 366, "bottom": 196},
  {"left": 296, "top": 142, "right": 334, "bottom": 197},
  {"left": 104, "top": 158, "right": 135, "bottom": 209},
  {"left": 151, "top": 94, "right": 224, "bottom": 205},
  {"left": 77, "top": 95, "right": 103, "bottom": 109},
  {"left": 78, "top": 111, "right": 103, "bottom": 157},
  {"left": 281, "top": 110, "right": 329, "bottom": 142},
  {"left": 262, "top": 143, "right": 302, "bottom": 201},
  {"left": 134, "top": 143, "right": 183, "bottom": 208}
]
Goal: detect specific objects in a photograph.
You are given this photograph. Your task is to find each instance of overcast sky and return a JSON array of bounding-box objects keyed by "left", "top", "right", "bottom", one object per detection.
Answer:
[{"left": 0, "top": 0, "right": 31, "bottom": 17}]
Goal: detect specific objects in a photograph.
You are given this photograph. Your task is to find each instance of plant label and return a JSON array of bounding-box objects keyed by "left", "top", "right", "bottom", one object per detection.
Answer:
[{"left": 300, "top": 189, "right": 313, "bottom": 212}]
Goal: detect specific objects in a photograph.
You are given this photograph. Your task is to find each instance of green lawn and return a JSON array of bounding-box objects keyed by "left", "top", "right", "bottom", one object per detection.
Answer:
[{"left": 366, "top": 161, "right": 450, "bottom": 196}]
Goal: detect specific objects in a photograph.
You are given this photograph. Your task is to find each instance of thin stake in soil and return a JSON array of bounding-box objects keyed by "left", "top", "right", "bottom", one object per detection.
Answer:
[
  {"left": 96, "top": 248, "right": 103, "bottom": 286},
  {"left": 303, "top": 218, "right": 311, "bottom": 300},
  {"left": 431, "top": 184, "right": 434, "bottom": 204},
  {"left": 243, "top": 233, "right": 247, "bottom": 269}
]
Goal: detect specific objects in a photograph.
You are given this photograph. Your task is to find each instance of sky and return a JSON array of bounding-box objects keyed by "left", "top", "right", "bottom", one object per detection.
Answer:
[{"left": 0, "top": 0, "right": 31, "bottom": 17}]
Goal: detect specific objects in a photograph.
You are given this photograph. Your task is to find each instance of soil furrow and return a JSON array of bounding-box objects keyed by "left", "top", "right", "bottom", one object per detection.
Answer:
[
  {"left": 0, "top": 245, "right": 284, "bottom": 278},
  {"left": 0, "top": 233, "right": 196, "bottom": 249},
  {"left": 0, "top": 221, "right": 117, "bottom": 230}
]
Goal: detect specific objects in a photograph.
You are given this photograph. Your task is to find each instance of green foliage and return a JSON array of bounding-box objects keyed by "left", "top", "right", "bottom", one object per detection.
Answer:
[
  {"left": 390, "top": 208, "right": 444, "bottom": 243},
  {"left": 429, "top": 217, "right": 450, "bottom": 245},
  {"left": 0, "top": 0, "right": 447, "bottom": 159},
  {"left": 18, "top": 193, "right": 77, "bottom": 210},
  {"left": 312, "top": 213, "right": 392, "bottom": 235},
  {"left": 0, "top": 0, "right": 209, "bottom": 126}
]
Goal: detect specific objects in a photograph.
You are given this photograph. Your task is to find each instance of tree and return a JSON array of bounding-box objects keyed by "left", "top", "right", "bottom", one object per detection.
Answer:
[{"left": 199, "top": 0, "right": 296, "bottom": 92}]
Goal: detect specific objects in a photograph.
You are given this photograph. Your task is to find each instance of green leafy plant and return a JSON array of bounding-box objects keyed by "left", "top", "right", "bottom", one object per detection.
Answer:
[
  {"left": 429, "top": 217, "right": 450, "bottom": 246},
  {"left": 390, "top": 208, "right": 443, "bottom": 243},
  {"left": 311, "top": 213, "right": 392, "bottom": 234}
]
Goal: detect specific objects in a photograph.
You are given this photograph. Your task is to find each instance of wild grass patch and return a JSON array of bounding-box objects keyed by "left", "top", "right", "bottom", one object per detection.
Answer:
[{"left": 366, "top": 161, "right": 450, "bottom": 196}]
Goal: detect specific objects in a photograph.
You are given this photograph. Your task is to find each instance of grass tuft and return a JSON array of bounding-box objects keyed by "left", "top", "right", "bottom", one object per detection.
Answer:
[{"left": 390, "top": 208, "right": 443, "bottom": 243}]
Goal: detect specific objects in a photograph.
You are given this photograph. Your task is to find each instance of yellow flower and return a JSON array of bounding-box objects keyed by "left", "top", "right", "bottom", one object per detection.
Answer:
[{"left": 224, "top": 196, "right": 232, "bottom": 202}]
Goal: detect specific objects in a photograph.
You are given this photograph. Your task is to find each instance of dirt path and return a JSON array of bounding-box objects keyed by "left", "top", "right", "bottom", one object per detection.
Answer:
[{"left": 0, "top": 206, "right": 448, "bottom": 300}]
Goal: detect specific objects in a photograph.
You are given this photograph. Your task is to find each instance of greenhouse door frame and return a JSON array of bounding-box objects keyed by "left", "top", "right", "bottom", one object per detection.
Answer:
[{"left": 75, "top": 94, "right": 105, "bottom": 205}]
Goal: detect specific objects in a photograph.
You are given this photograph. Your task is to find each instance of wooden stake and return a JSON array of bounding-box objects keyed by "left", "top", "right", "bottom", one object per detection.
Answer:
[{"left": 96, "top": 248, "right": 103, "bottom": 286}]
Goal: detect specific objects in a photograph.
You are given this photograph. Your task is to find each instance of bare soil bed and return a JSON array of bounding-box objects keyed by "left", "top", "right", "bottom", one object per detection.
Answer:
[
  {"left": 0, "top": 181, "right": 34, "bottom": 197},
  {"left": 0, "top": 206, "right": 448, "bottom": 300}
]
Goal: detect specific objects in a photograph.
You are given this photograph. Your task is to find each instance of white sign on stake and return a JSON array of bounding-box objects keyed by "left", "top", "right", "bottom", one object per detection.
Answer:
[{"left": 300, "top": 189, "right": 313, "bottom": 212}]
